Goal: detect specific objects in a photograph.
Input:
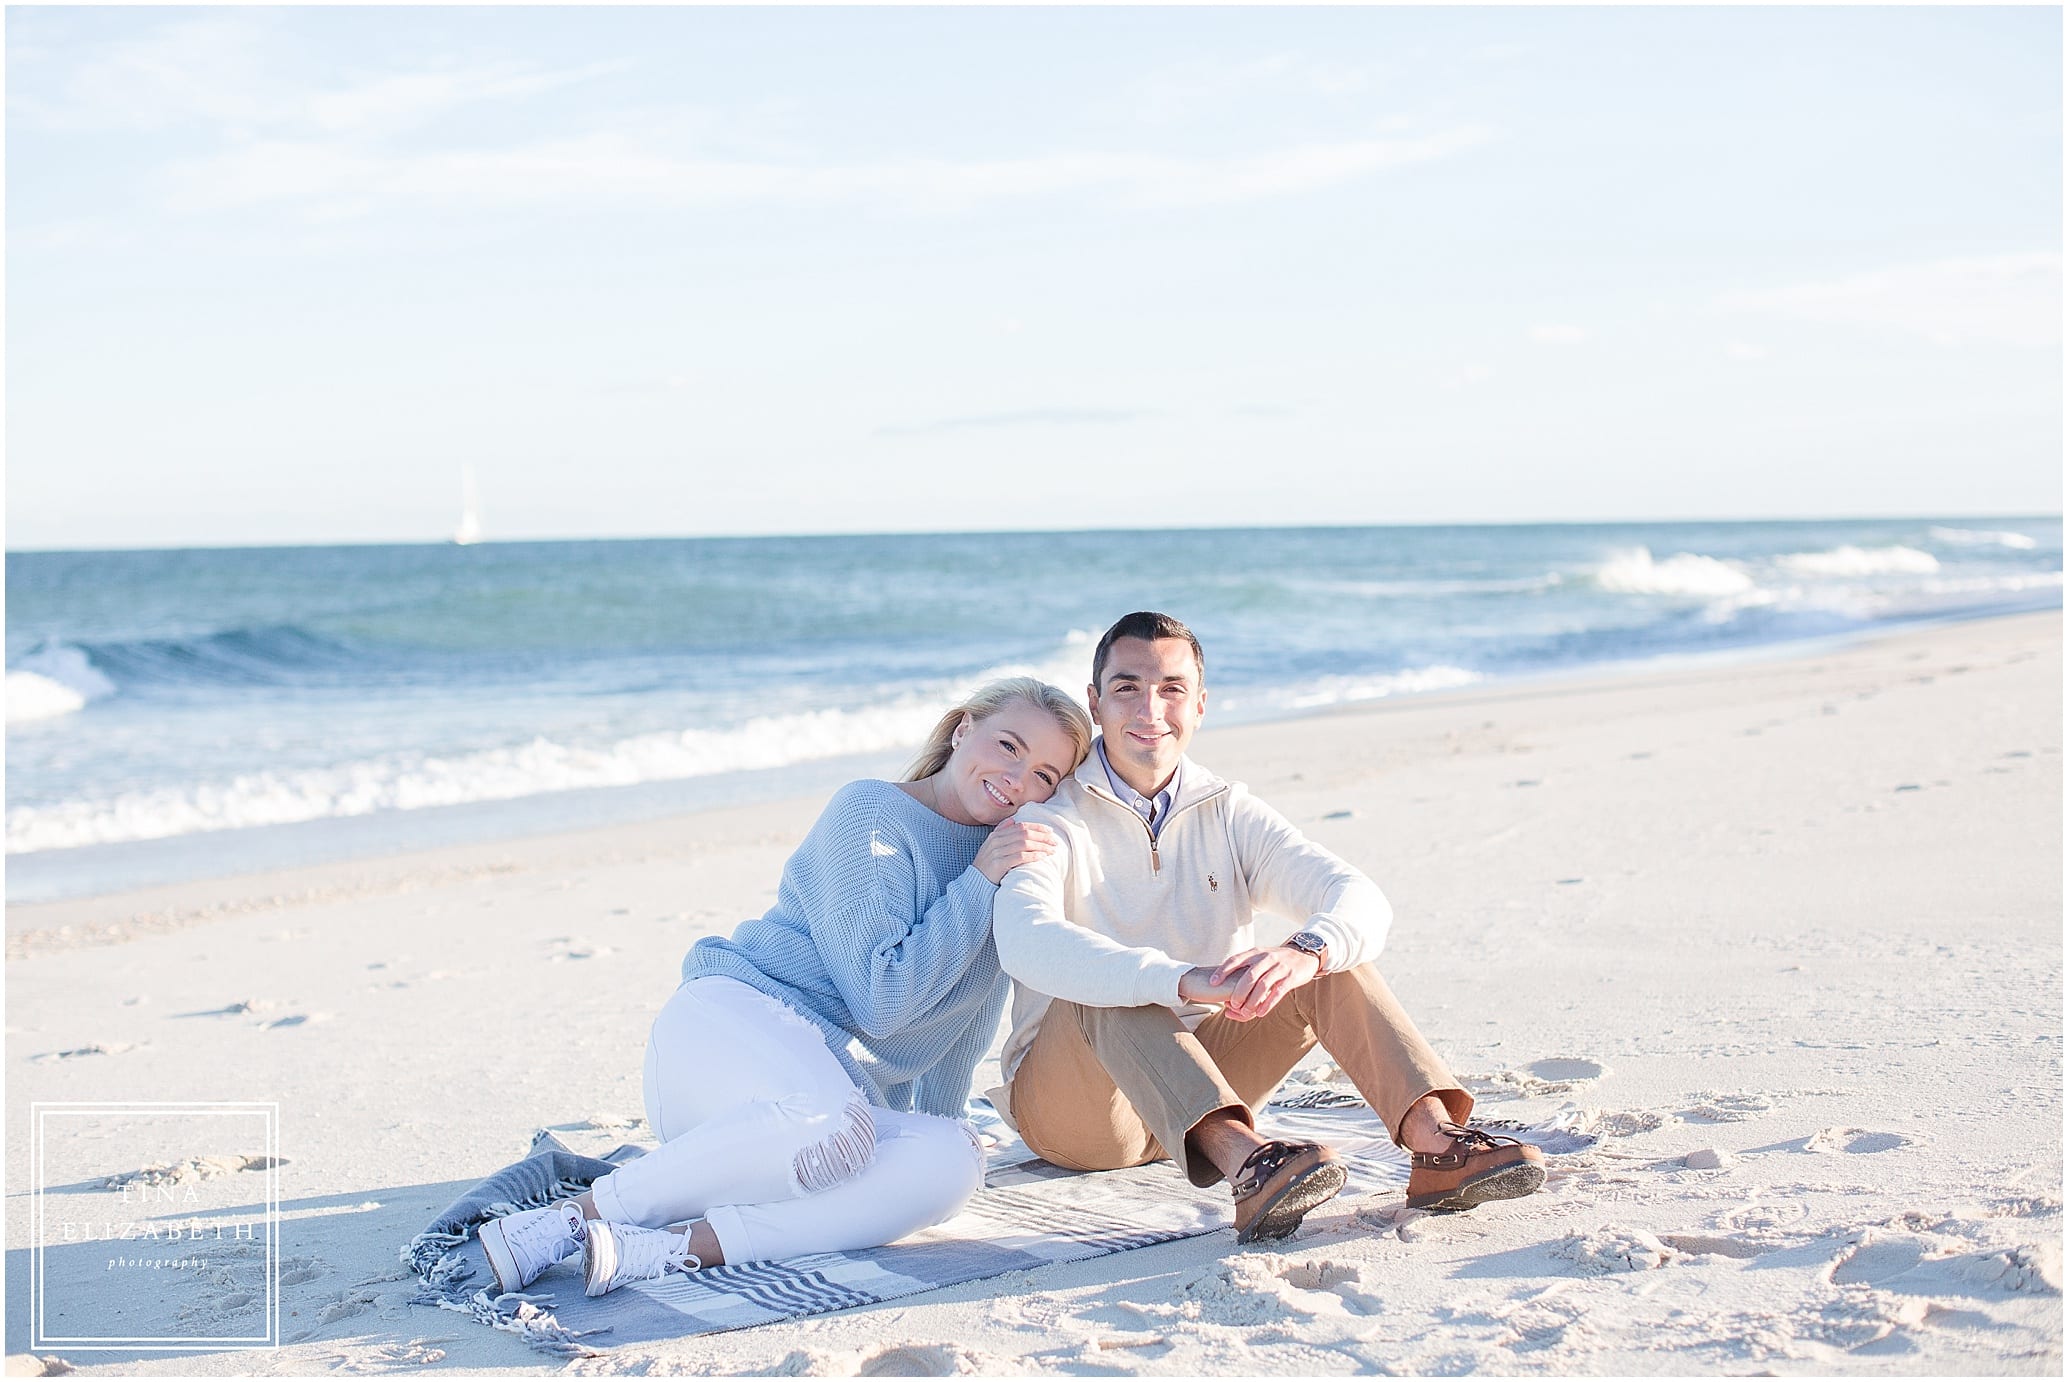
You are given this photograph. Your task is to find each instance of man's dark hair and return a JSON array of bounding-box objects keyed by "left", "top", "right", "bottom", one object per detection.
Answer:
[{"left": 1092, "top": 611, "right": 1206, "bottom": 690}]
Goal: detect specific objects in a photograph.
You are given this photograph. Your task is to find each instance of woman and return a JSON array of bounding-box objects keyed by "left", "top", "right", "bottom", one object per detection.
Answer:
[{"left": 479, "top": 676, "right": 1093, "bottom": 1297}]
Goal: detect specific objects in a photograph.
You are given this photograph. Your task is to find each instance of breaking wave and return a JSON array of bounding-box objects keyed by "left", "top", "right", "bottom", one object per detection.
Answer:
[
  {"left": 5, "top": 645, "right": 118, "bottom": 723},
  {"left": 5, "top": 634, "right": 1102, "bottom": 854},
  {"left": 1594, "top": 548, "right": 1756, "bottom": 597},
  {"left": 1776, "top": 545, "right": 1940, "bottom": 577},
  {"left": 1929, "top": 526, "right": 2040, "bottom": 550}
]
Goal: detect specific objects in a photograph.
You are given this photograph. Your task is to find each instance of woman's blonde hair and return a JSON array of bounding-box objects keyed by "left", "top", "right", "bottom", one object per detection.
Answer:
[{"left": 903, "top": 676, "right": 1094, "bottom": 784}]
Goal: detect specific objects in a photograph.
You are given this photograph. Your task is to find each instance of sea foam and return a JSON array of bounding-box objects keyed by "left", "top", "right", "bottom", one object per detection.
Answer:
[
  {"left": 6, "top": 703, "right": 935, "bottom": 851},
  {"left": 4, "top": 637, "right": 1100, "bottom": 854},
  {"left": 1929, "top": 526, "right": 2040, "bottom": 550},
  {"left": 1776, "top": 545, "right": 1941, "bottom": 577},
  {"left": 1273, "top": 664, "right": 1481, "bottom": 711},
  {"left": 5, "top": 645, "right": 118, "bottom": 723},
  {"left": 1594, "top": 548, "right": 1756, "bottom": 597}
]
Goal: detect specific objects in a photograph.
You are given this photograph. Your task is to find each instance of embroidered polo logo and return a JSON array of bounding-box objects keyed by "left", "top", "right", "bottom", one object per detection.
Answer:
[{"left": 1208, "top": 873, "right": 1219, "bottom": 891}]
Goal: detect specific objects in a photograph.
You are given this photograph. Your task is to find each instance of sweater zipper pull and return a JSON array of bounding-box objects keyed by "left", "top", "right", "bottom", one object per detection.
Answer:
[{"left": 1149, "top": 831, "right": 1160, "bottom": 874}]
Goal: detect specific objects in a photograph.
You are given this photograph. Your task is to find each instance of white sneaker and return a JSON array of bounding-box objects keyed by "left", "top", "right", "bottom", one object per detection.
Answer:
[
  {"left": 479, "top": 1201, "right": 585, "bottom": 1294},
  {"left": 582, "top": 1220, "right": 702, "bottom": 1297}
]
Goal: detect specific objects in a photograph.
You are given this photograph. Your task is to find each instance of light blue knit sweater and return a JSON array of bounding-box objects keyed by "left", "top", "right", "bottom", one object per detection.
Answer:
[{"left": 682, "top": 780, "right": 1005, "bottom": 1120}]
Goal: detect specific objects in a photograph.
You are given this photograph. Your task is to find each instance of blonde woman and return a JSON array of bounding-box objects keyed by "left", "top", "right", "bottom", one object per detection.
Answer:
[{"left": 480, "top": 677, "right": 1093, "bottom": 1296}]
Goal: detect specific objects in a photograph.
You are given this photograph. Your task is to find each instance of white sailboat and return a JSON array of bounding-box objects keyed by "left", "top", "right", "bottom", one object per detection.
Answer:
[{"left": 452, "top": 466, "right": 484, "bottom": 546}]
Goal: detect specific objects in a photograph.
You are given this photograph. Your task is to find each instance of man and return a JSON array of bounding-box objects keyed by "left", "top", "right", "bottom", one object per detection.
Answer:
[{"left": 991, "top": 611, "right": 1543, "bottom": 1242}]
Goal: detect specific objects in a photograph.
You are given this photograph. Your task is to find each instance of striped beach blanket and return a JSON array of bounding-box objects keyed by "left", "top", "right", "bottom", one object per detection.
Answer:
[{"left": 404, "top": 1091, "right": 1588, "bottom": 1357}]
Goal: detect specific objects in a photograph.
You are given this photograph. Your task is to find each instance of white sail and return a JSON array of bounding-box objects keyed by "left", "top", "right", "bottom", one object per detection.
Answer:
[{"left": 453, "top": 466, "right": 483, "bottom": 546}]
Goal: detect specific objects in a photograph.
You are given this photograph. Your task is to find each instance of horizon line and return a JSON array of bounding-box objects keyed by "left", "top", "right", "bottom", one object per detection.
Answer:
[{"left": 6, "top": 510, "right": 2061, "bottom": 558}]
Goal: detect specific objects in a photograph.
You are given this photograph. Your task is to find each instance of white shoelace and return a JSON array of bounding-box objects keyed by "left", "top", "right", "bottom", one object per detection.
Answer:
[
  {"left": 508, "top": 1203, "right": 582, "bottom": 1270},
  {"left": 615, "top": 1224, "right": 700, "bottom": 1285}
]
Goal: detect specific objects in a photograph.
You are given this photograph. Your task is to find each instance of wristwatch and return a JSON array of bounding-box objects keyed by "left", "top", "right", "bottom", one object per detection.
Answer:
[{"left": 1285, "top": 930, "right": 1329, "bottom": 973}]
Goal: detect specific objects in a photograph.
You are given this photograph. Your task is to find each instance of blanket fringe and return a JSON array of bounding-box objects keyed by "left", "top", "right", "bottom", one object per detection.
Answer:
[
  {"left": 418, "top": 1287, "right": 612, "bottom": 1359},
  {"left": 405, "top": 1165, "right": 622, "bottom": 1358},
  {"left": 406, "top": 1247, "right": 479, "bottom": 1304},
  {"left": 401, "top": 1231, "right": 469, "bottom": 1281},
  {"left": 401, "top": 1173, "right": 597, "bottom": 1279}
]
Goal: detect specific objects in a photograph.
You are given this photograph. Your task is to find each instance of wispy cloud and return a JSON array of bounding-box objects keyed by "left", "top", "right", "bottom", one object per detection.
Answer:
[
  {"left": 151, "top": 126, "right": 1493, "bottom": 221},
  {"left": 8, "top": 11, "right": 284, "bottom": 132},
  {"left": 302, "top": 61, "right": 631, "bottom": 137},
  {"left": 1124, "top": 53, "right": 1388, "bottom": 125},
  {"left": 14, "top": 14, "right": 1489, "bottom": 231},
  {"left": 1717, "top": 253, "right": 2061, "bottom": 348},
  {"left": 1725, "top": 341, "right": 1769, "bottom": 362},
  {"left": 1531, "top": 324, "right": 1590, "bottom": 346},
  {"left": 12, "top": 13, "right": 625, "bottom": 137},
  {"left": 876, "top": 408, "right": 1148, "bottom": 438}
]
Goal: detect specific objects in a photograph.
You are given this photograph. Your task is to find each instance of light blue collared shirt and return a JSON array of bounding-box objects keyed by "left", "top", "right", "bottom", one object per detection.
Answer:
[{"left": 1096, "top": 739, "right": 1179, "bottom": 839}]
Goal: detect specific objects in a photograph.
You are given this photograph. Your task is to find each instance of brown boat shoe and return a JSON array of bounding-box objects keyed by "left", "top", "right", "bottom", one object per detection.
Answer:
[
  {"left": 1405, "top": 1123, "right": 1546, "bottom": 1211},
  {"left": 1231, "top": 1140, "right": 1347, "bottom": 1244}
]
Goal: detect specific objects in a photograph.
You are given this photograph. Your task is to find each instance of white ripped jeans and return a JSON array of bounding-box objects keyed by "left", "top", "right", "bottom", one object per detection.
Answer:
[{"left": 587, "top": 976, "right": 986, "bottom": 1265}]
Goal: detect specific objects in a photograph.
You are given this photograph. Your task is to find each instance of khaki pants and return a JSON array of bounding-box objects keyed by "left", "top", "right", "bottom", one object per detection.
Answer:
[{"left": 1007, "top": 964, "right": 1472, "bottom": 1186}]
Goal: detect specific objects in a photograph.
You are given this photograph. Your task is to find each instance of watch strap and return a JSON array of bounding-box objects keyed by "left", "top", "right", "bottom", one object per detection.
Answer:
[{"left": 1286, "top": 930, "right": 1330, "bottom": 973}]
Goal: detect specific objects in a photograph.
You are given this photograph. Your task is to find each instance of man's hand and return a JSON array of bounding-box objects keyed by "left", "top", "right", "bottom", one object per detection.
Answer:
[{"left": 1208, "top": 946, "right": 1322, "bottom": 1022}]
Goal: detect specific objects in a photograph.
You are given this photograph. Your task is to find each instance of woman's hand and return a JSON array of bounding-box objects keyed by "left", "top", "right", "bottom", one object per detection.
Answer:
[
  {"left": 973, "top": 819, "right": 1057, "bottom": 884},
  {"left": 1208, "top": 946, "right": 1322, "bottom": 1021}
]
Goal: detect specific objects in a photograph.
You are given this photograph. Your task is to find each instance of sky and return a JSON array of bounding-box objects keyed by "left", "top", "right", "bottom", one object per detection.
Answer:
[{"left": 6, "top": 5, "right": 2062, "bottom": 550}]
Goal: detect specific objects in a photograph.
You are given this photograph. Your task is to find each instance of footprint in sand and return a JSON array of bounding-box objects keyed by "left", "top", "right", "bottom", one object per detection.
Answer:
[
  {"left": 1717, "top": 1201, "right": 1810, "bottom": 1232},
  {"left": 279, "top": 1255, "right": 328, "bottom": 1288},
  {"left": 366, "top": 1341, "right": 453, "bottom": 1368},
  {"left": 1950, "top": 1245, "right": 2062, "bottom": 1293},
  {"left": 1679, "top": 1092, "right": 1775, "bottom": 1123},
  {"left": 1828, "top": 1229, "right": 2062, "bottom": 1295},
  {"left": 1465, "top": 1059, "right": 1606, "bottom": 1100},
  {"left": 31, "top": 1041, "right": 140, "bottom": 1062},
  {"left": 313, "top": 1290, "right": 380, "bottom": 1327},
  {"left": 1164, "top": 1258, "right": 1299, "bottom": 1327},
  {"left": 854, "top": 1343, "right": 995, "bottom": 1376},
  {"left": 259, "top": 1013, "right": 329, "bottom": 1030},
  {"left": 175, "top": 999, "right": 280, "bottom": 1019},
  {"left": 1828, "top": 1231, "right": 1935, "bottom": 1285},
  {"left": 1276, "top": 1257, "right": 1386, "bottom": 1314},
  {"left": 104, "top": 1154, "right": 285, "bottom": 1190},
  {"left": 1657, "top": 1232, "right": 1772, "bottom": 1259},
  {"left": 1805, "top": 1127, "right": 1917, "bottom": 1155},
  {"left": 1987, "top": 1193, "right": 2062, "bottom": 1220},
  {"left": 1154, "top": 1254, "right": 1381, "bottom": 1326},
  {"left": 1554, "top": 1107, "right": 1663, "bottom": 1138},
  {"left": 1554, "top": 1226, "right": 1677, "bottom": 1274}
]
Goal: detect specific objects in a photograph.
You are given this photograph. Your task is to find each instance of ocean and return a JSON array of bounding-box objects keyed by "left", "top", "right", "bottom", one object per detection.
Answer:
[{"left": 7, "top": 518, "right": 2060, "bottom": 903}]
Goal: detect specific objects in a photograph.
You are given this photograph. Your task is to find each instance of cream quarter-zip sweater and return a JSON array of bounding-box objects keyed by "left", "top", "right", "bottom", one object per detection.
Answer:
[{"left": 991, "top": 741, "right": 1393, "bottom": 1092}]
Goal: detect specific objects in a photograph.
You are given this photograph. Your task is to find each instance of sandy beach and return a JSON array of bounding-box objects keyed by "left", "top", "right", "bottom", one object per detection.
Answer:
[{"left": 5, "top": 609, "right": 2060, "bottom": 1376}]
